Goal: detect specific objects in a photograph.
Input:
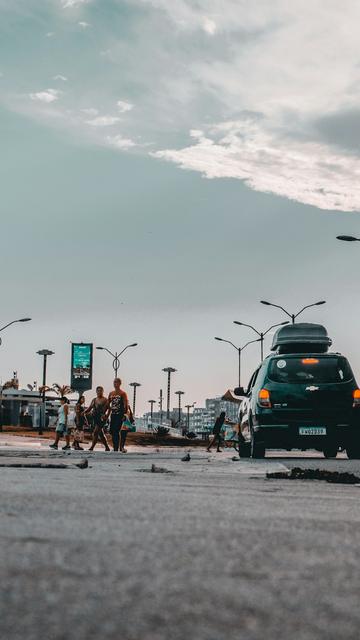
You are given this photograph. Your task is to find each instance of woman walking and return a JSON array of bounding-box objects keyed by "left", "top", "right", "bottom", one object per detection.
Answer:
[
  {"left": 207, "top": 411, "right": 226, "bottom": 453},
  {"left": 106, "top": 378, "right": 129, "bottom": 452},
  {"left": 49, "top": 397, "right": 70, "bottom": 450},
  {"left": 86, "top": 386, "right": 110, "bottom": 452},
  {"left": 73, "top": 395, "right": 86, "bottom": 451}
]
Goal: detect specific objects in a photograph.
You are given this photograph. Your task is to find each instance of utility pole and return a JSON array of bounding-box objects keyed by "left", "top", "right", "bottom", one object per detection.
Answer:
[
  {"left": 162, "top": 367, "right": 177, "bottom": 420},
  {"left": 37, "top": 349, "right": 54, "bottom": 435},
  {"left": 185, "top": 403, "right": 195, "bottom": 432},
  {"left": 129, "top": 382, "right": 141, "bottom": 416},
  {"left": 159, "top": 389, "right": 163, "bottom": 423}
]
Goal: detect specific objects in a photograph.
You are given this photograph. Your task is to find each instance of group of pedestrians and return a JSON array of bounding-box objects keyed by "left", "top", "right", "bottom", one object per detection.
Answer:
[{"left": 49, "top": 378, "right": 134, "bottom": 452}]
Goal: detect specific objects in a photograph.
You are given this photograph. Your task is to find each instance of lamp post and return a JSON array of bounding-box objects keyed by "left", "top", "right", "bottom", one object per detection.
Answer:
[
  {"left": 260, "top": 300, "right": 326, "bottom": 324},
  {"left": 37, "top": 349, "right": 54, "bottom": 435},
  {"left": 129, "top": 382, "right": 141, "bottom": 416},
  {"left": 185, "top": 402, "right": 196, "bottom": 432},
  {"left": 336, "top": 235, "right": 360, "bottom": 242},
  {"left": 214, "top": 337, "right": 261, "bottom": 387},
  {"left": 148, "top": 399, "right": 156, "bottom": 424},
  {"left": 159, "top": 389, "right": 163, "bottom": 424},
  {"left": 175, "top": 390, "right": 185, "bottom": 428},
  {"left": 0, "top": 317, "right": 31, "bottom": 346},
  {"left": 162, "top": 367, "right": 177, "bottom": 420},
  {"left": 96, "top": 343, "right": 137, "bottom": 378},
  {"left": 233, "top": 321, "right": 289, "bottom": 361}
]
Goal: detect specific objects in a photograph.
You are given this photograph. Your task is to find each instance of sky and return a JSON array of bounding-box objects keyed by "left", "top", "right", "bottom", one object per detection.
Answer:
[{"left": 1, "top": 0, "right": 360, "bottom": 413}]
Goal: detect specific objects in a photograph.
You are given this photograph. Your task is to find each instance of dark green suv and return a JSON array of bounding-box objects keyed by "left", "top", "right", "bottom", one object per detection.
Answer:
[{"left": 237, "top": 324, "right": 360, "bottom": 459}]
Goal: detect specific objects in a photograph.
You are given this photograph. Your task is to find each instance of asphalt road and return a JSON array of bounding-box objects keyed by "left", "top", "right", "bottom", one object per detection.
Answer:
[{"left": 1, "top": 440, "right": 360, "bottom": 640}]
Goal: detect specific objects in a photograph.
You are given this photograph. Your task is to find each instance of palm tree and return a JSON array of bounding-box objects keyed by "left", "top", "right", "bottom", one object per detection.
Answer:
[{"left": 52, "top": 384, "right": 73, "bottom": 397}]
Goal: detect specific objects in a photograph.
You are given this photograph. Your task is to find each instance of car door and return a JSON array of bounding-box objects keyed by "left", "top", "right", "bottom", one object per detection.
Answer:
[{"left": 240, "top": 367, "right": 260, "bottom": 441}]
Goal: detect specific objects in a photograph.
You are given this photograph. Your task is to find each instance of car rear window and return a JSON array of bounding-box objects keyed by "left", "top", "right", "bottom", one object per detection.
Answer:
[{"left": 268, "top": 356, "right": 353, "bottom": 384}]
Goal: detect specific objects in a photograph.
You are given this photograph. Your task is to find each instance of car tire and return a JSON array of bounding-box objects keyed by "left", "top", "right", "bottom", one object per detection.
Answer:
[
  {"left": 323, "top": 446, "right": 338, "bottom": 459},
  {"left": 239, "top": 441, "right": 251, "bottom": 458},
  {"left": 250, "top": 430, "right": 265, "bottom": 459},
  {"left": 346, "top": 442, "right": 360, "bottom": 459}
]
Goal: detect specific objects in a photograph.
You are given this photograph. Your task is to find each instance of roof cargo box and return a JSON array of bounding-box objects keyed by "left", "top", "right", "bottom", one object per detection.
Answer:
[{"left": 271, "top": 323, "right": 332, "bottom": 354}]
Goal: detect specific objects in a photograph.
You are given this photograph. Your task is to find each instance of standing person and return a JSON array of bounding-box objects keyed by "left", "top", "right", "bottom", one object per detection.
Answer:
[
  {"left": 73, "top": 395, "right": 86, "bottom": 451},
  {"left": 120, "top": 406, "right": 135, "bottom": 453},
  {"left": 106, "top": 378, "right": 129, "bottom": 452},
  {"left": 207, "top": 411, "right": 226, "bottom": 453},
  {"left": 49, "top": 397, "right": 70, "bottom": 450},
  {"left": 86, "top": 386, "right": 110, "bottom": 452}
]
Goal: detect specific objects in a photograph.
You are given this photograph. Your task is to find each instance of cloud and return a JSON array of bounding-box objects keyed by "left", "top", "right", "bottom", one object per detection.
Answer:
[
  {"left": 46, "top": 32, "right": 55, "bottom": 37},
  {"left": 78, "top": 21, "right": 90, "bottom": 28},
  {"left": 62, "top": 0, "right": 90, "bottom": 8},
  {"left": 53, "top": 75, "right": 68, "bottom": 82},
  {"left": 86, "top": 115, "right": 120, "bottom": 127},
  {"left": 81, "top": 107, "right": 98, "bottom": 116},
  {"left": 106, "top": 134, "right": 136, "bottom": 149},
  {"left": 29, "top": 88, "right": 61, "bottom": 103},
  {"left": 117, "top": 100, "right": 133, "bottom": 113},
  {"left": 153, "top": 118, "right": 360, "bottom": 212},
  {"left": 202, "top": 18, "right": 217, "bottom": 35}
]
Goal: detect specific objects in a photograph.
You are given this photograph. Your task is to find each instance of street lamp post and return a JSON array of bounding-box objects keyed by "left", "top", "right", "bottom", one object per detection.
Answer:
[
  {"left": 175, "top": 390, "right": 185, "bottom": 428},
  {"left": 162, "top": 367, "right": 177, "bottom": 420},
  {"left": 37, "top": 349, "right": 54, "bottom": 435},
  {"left": 0, "top": 317, "right": 31, "bottom": 346},
  {"left": 129, "top": 382, "right": 141, "bottom": 416},
  {"left": 185, "top": 402, "right": 196, "bottom": 432},
  {"left": 214, "top": 337, "right": 262, "bottom": 387},
  {"left": 233, "top": 321, "right": 289, "bottom": 361},
  {"left": 148, "top": 399, "right": 156, "bottom": 424},
  {"left": 159, "top": 389, "right": 163, "bottom": 424},
  {"left": 96, "top": 343, "right": 138, "bottom": 378},
  {"left": 260, "top": 300, "right": 326, "bottom": 324}
]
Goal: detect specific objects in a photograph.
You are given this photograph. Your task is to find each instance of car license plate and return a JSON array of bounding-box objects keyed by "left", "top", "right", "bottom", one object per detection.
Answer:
[{"left": 299, "top": 427, "right": 327, "bottom": 436}]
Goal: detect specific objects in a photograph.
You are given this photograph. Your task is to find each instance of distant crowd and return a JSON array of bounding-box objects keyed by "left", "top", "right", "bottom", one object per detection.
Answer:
[{"left": 49, "top": 378, "right": 134, "bottom": 453}]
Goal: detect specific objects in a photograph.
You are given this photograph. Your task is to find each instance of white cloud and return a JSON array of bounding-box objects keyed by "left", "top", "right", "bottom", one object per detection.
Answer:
[
  {"left": 78, "top": 21, "right": 91, "bottom": 28},
  {"left": 53, "top": 75, "right": 68, "bottom": 82},
  {"left": 62, "top": 0, "right": 90, "bottom": 8},
  {"left": 106, "top": 134, "right": 136, "bottom": 149},
  {"left": 86, "top": 115, "right": 120, "bottom": 127},
  {"left": 29, "top": 88, "right": 61, "bottom": 103},
  {"left": 202, "top": 18, "right": 217, "bottom": 35},
  {"left": 46, "top": 32, "right": 55, "bottom": 37},
  {"left": 117, "top": 100, "right": 133, "bottom": 113},
  {"left": 153, "top": 118, "right": 360, "bottom": 212},
  {"left": 81, "top": 107, "right": 98, "bottom": 116}
]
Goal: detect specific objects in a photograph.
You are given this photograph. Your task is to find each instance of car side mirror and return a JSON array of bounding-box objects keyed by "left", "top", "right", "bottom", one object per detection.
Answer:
[{"left": 233, "top": 386, "right": 247, "bottom": 397}]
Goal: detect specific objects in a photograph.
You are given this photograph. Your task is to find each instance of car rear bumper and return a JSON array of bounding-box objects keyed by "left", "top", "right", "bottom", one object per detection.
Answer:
[{"left": 253, "top": 422, "right": 359, "bottom": 448}]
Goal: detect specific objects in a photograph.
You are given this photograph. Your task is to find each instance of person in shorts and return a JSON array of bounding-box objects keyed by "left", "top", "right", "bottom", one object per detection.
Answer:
[
  {"left": 120, "top": 406, "right": 135, "bottom": 453},
  {"left": 106, "top": 379, "right": 129, "bottom": 452},
  {"left": 86, "top": 386, "right": 110, "bottom": 451},
  {"left": 49, "top": 397, "right": 70, "bottom": 450}
]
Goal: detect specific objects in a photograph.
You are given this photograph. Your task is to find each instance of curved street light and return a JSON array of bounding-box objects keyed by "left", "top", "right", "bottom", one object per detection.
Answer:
[
  {"left": 96, "top": 343, "right": 138, "bottom": 378},
  {"left": 233, "top": 321, "right": 289, "bottom": 361},
  {"left": 260, "top": 300, "right": 326, "bottom": 324},
  {"left": 337, "top": 235, "right": 360, "bottom": 242},
  {"left": 214, "top": 337, "right": 261, "bottom": 387},
  {"left": 0, "top": 317, "right": 31, "bottom": 345}
]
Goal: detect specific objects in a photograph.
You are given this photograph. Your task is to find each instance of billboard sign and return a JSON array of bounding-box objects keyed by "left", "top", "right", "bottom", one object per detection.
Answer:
[{"left": 71, "top": 343, "right": 93, "bottom": 392}]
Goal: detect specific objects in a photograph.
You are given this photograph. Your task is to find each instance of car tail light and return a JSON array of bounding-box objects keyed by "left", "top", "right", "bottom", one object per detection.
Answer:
[
  {"left": 258, "top": 388, "right": 271, "bottom": 408},
  {"left": 353, "top": 389, "right": 360, "bottom": 407}
]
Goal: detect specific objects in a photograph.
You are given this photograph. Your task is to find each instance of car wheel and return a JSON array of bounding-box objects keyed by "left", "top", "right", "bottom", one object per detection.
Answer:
[
  {"left": 346, "top": 442, "right": 360, "bottom": 459},
  {"left": 323, "top": 446, "right": 338, "bottom": 459},
  {"left": 239, "top": 441, "right": 251, "bottom": 458},
  {"left": 250, "top": 430, "right": 265, "bottom": 459}
]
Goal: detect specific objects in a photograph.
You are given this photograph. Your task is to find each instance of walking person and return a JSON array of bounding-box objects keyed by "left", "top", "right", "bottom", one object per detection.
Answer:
[
  {"left": 207, "top": 411, "right": 226, "bottom": 453},
  {"left": 49, "top": 397, "right": 70, "bottom": 450},
  {"left": 120, "top": 406, "right": 135, "bottom": 453},
  {"left": 73, "top": 395, "right": 86, "bottom": 451},
  {"left": 86, "top": 386, "right": 110, "bottom": 452},
  {"left": 106, "top": 378, "right": 129, "bottom": 452}
]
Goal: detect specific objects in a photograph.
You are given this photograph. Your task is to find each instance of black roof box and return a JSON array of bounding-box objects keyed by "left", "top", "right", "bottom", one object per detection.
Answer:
[{"left": 271, "top": 323, "right": 332, "bottom": 354}]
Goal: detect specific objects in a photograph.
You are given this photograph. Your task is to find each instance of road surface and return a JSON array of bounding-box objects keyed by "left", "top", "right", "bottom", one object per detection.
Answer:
[{"left": 1, "top": 436, "right": 360, "bottom": 640}]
